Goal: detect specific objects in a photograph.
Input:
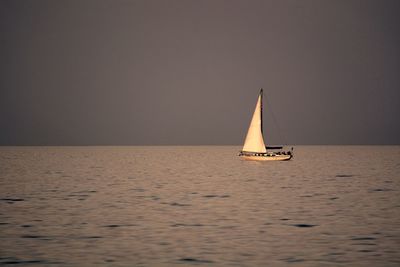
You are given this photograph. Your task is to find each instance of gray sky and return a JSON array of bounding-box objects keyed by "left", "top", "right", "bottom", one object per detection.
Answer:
[{"left": 1, "top": 0, "right": 399, "bottom": 145}]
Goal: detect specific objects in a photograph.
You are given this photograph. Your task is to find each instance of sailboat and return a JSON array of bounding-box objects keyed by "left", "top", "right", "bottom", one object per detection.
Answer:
[{"left": 239, "top": 89, "right": 293, "bottom": 161}]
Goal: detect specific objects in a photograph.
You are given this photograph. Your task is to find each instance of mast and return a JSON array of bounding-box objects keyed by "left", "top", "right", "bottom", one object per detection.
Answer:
[{"left": 260, "top": 88, "right": 263, "bottom": 136}]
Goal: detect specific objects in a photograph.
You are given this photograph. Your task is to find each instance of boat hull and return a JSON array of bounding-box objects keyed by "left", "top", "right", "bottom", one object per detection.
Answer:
[{"left": 239, "top": 154, "right": 292, "bottom": 161}]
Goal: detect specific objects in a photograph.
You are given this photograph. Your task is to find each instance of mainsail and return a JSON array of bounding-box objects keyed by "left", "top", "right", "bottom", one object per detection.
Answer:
[{"left": 242, "top": 89, "right": 267, "bottom": 153}]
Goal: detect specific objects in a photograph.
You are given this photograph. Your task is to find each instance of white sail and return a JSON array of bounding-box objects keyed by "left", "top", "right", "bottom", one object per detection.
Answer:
[{"left": 242, "top": 91, "right": 267, "bottom": 153}]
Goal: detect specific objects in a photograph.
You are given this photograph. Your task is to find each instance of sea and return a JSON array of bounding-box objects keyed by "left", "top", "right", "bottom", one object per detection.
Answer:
[{"left": 0, "top": 146, "right": 399, "bottom": 266}]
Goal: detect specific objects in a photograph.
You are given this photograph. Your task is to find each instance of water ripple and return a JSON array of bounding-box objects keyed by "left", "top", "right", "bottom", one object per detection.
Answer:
[{"left": 178, "top": 258, "right": 214, "bottom": 263}]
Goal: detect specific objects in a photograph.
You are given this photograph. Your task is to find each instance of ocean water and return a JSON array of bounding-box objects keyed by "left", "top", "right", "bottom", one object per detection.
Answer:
[{"left": 0, "top": 146, "right": 399, "bottom": 266}]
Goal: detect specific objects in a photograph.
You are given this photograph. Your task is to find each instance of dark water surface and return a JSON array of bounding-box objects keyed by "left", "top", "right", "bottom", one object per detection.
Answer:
[{"left": 0, "top": 146, "right": 399, "bottom": 266}]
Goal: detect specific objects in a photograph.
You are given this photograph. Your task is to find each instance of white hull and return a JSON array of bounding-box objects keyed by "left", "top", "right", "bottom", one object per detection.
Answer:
[{"left": 240, "top": 154, "right": 292, "bottom": 161}]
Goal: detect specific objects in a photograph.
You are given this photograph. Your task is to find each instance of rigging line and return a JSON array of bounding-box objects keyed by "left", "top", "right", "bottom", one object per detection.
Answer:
[{"left": 263, "top": 88, "right": 287, "bottom": 145}]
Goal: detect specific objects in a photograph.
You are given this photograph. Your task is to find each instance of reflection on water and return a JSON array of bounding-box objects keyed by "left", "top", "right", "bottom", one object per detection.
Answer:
[{"left": 0, "top": 146, "right": 399, "bottom": 266}]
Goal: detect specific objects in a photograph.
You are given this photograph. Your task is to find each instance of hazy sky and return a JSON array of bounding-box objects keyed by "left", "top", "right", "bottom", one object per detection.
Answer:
[{"left": 1, "top": 0, "right": 399, "bottom": 145}]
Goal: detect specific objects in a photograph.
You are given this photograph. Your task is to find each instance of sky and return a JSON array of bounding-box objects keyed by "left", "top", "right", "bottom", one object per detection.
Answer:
[{"left": 1, "top": 0, "right": 399, "bottom": 145}]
